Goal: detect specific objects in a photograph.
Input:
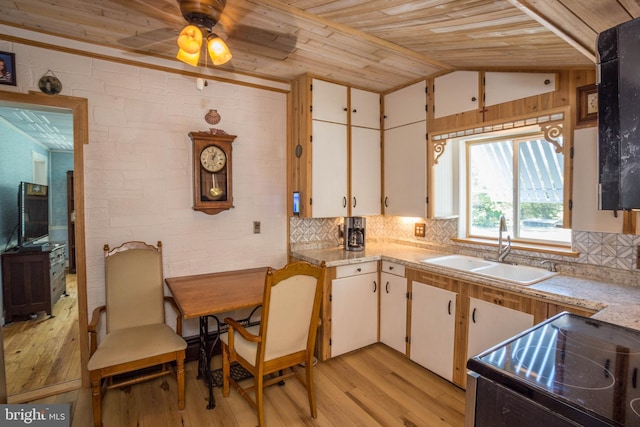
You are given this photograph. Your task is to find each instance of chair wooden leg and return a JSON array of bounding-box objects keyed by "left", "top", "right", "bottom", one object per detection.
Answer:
[
  {"left": 306, "top": 357, "right": 317, "bottom": 419},
  {"left": 177, "top": 354, "right": 185, "bottom": 410},
  {"left": 90, "top": 372, "right": 103, "bottom": 427},
  {"left": 222, "top": 343, "right": 230, "bottom": 397},
  {"left": 256, "top": 372, "right": 265, "bottom": 427}
]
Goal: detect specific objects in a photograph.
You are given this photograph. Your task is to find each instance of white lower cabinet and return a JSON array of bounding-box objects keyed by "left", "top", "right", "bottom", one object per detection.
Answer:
[
  {"left": 467, "top": 297, "right": 534, "bottom": 360},
  {"left": 331, "top": 261, "right": 378, "bottom": 357},
  {"left": 410, "top": 280, "right": 457, "bottom": 381},
  {"left": 380, "top": 261, "right": 407, "bottom": 354}
]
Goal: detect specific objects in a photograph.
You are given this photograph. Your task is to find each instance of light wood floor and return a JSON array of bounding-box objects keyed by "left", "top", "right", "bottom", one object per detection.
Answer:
[
  {"left": 3, "top": 273, "right": 81, "bottom": 400},
  {"left": 31, "top": 343, "right": 466, "bottom": 427}
]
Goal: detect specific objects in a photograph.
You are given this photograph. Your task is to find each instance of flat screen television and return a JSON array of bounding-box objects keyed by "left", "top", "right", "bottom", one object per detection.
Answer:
[{"left": 18, "top": 181, "right": 49, "bottom": 247}]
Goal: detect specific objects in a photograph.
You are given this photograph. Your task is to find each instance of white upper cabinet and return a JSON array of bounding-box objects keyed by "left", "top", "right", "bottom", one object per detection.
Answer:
[
  {"left": 383, "top": 80, "right": 426, "bottom": 129},
  {"left": 384, "top": 121, "right": 427, "bottom": 217},
  {"left": 311, "top": 120, "right": 348, "bottom": 218},
  {"left": 484, "top": 72, "right": 556, "bottom": 106},
  {"left": 312, "top": 78, "right": 348, "bottom": 124},
  {"left": 433, "top": 71, "right": 558, "bottom": 119},
  {"left": 572, "top": 127, "right": 622, "bottom": 232},
  {"left": 351, "top": 88, "right": 380, "bottom": 129},
  {"left": 351, "top": 127, "right": 381, "bottom": 216},
  {"left": 433, "top": 71, "right": 479, "bottom": 118}
]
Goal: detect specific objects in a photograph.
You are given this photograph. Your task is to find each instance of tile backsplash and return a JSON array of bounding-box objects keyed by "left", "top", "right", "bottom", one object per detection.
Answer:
[{"left": 290, "top": 216, "right": 640, "bottom": 285}]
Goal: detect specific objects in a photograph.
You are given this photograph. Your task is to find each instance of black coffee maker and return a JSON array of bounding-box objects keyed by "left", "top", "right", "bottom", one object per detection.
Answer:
[{"left": 344, "top": 217, "right": 365, "bottom": 251}]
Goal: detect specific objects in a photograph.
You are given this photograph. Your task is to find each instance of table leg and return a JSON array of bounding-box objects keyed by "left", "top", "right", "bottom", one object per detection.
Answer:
[
  {"left": 198, "top": 307, "right": 261, "bottom": 410},
  {"left": 201, "top": 315, "right": 222, "bottom": 409}
]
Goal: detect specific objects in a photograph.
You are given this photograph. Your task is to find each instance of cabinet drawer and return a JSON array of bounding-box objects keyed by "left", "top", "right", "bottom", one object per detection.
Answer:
[
  {"left": 381, "top": 261, "right": 405, "bottom": 277},
  {"left": 50, "top": 247, "right": 65, "bottom": 263},
  {"left": 335, "top": 261, "right": 378, "bottom": 278}
]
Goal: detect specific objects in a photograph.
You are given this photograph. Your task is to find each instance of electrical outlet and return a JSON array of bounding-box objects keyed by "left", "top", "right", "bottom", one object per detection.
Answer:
[
  {"left": 414, "top": 223, "right": 425, "bottom": 237},
  {"left": 253, "top": 221, "right": 261, "bottom": 234}
]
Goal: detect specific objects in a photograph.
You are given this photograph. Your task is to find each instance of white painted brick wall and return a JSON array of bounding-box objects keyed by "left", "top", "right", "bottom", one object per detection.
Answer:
[{"left": 4, "top": 41, "right": 288, "bottom": 335}]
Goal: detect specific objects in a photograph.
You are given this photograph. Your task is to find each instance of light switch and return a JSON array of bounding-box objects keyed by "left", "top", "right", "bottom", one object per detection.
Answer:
[{"left": 253, "top": 221, "right": 261, "bottom": 234}]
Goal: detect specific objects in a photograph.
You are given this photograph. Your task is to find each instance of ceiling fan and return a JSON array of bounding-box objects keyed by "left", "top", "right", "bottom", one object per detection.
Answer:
[
  {"left": 176, "top": 0, "right": 232, "bottom": 66},
  {"left": 116, "top": 0, "right": 298, "bottom": 67}
]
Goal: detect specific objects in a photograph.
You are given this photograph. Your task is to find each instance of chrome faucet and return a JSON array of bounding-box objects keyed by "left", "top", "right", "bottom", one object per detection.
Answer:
[
  {"left": 540, "top": 260, "right": 557, "bottom": 272},
  {"left": 497, "top": 215, "right": 511, "bottom": 262}
]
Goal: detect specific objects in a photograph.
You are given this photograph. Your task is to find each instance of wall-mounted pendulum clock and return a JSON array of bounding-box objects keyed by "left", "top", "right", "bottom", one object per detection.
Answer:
[{"left": 190, "top": 131, "right": 236, "bottom": 214}]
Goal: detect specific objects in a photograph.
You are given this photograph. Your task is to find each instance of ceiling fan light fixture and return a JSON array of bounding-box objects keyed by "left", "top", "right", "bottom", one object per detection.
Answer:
[
  {"left": 207, "top": 34, "right": 232, "bottom": 65},
  {"left": 177, "top": 47, "right": 201, "bottom": 66},
  {"left": 177, "top": 24, "right": 203, "bottom": 54}
]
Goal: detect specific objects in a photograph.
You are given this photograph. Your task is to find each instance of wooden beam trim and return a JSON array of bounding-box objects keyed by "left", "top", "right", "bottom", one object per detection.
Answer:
[{"left": 506, "top": 0, "right": 597, "bottom": 63}]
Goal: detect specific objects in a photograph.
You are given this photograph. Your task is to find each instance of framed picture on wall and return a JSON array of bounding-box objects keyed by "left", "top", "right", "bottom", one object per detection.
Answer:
[
  {"left": 0, "top": 51, "right": 16, "bottom": 86},
  {"left": 576, "top": 83, "right": 597, "bottom": 127}
]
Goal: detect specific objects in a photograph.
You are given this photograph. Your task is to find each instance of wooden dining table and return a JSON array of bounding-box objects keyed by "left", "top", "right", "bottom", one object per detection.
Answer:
[{"left": 165, "top": 266, "right": 269, "bottom": 409}]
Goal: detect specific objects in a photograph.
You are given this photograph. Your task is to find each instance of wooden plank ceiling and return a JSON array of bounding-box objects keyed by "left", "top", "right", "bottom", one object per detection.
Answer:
[{"left": 0, "top": 0, "right": 637, "bottom": 92}]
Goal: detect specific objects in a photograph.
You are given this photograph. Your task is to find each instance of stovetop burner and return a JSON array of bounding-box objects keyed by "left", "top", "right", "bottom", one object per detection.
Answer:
[
  {"left": 468, "top": 312, "right": 640, "bottom": 426},
  {"left": 511, "top": 344, "right": 615, "bottom": 391}
]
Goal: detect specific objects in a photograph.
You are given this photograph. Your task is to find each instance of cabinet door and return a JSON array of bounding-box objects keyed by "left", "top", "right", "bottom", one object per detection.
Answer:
[
  {"left": 383, "top": 80, "right": 426, "bottom": 129},
  {"left": 572, "top": 127, "right": 622, "bottom": 232},
  {"left": 380, "top": 272, "right": 407, "bottom": 354},
  {"left": 331, "top": 271, "right": 378, "bottom": 357},
  {"left": 434, "top": 71, "right": 479, "bottom": 118},
  {"left": 383, "top": 121, "right": 426, "bottom": 217},
  {"left": 311, "top": 120, "right": 348, "bottom": 218},
  {"left": 467, "top": 297, "right": 534, "bottom": 360},
  {"left": 484, "top": 72, "right": 556, "bottom": 106},
  {"left": 351, "top": 126, "right": 381, "bottom": 216},
  {"left": 351, "top": 88, "right": 380, "bottom": 129},
  {"left": 410, "top": 281, "right": 457, "bottom": 381},
  {"left": 312, "top": 78, "right": 348, "bottom": 124}
]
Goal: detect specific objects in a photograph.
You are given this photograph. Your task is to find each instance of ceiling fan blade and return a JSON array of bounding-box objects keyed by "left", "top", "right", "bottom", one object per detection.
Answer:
[
  {"left": 119, "top": 27, "right": 180, "bottom": 49},
  {"left": 224, "top": 25, "right": 298, "bottom": 57}
]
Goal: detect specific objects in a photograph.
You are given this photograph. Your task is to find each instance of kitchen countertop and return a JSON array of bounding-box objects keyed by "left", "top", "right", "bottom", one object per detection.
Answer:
[{"left": 291, "top": 242, "right": 640, "bottom": 332}]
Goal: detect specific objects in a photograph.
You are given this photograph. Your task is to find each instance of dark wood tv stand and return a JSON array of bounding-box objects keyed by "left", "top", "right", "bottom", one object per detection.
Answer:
[{"left": 1, "top": 243, "right": 67, "bottom": 323}]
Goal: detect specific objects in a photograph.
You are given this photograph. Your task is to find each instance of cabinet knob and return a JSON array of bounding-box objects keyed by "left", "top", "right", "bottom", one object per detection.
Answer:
[
  {"left": 356, "top": 268, "right": 362, "bottom": 272},
  {"left": 343, "top": 107, "right": 348, "bottom": 111},
  {"left": 352, "top": 109, "right": 357, "bottom": 113},
  {"left": 544, "top": 79, "right": 551, "bottom": 85},
  {"left": 471, "top": 96, "right": 477, "bottom": 102}
]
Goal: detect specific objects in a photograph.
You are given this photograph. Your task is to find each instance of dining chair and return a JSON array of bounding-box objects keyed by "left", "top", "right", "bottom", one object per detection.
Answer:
[
  {"left": 220, "top": 260, "right": 326, "bottom": 427},
  {"left": 87, "top": 241, "right": 187, "bottom": 427}
]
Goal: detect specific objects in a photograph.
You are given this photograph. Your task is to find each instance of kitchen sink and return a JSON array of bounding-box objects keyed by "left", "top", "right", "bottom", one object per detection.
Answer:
[
  {"left": 420, "top": 254, "right": 557, "bottom": 285},
  {"left": 421, "top": 254, "right": 493, "bottom": 271}
]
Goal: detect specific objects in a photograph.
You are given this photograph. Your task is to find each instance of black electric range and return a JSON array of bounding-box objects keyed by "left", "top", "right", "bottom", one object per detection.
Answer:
[{"left": 467, "top": 312, "right": 640, "bottom": 426}]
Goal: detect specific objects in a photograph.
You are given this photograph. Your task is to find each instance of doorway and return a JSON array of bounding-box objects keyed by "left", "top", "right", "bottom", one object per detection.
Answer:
[{"left": 0, "top": 91, "right": 88, "bottom": 403}]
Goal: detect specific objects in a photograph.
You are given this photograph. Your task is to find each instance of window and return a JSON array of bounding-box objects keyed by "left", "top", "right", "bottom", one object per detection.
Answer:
[{"left": 466, "top": 130, "right": 571, "bottom": 245}]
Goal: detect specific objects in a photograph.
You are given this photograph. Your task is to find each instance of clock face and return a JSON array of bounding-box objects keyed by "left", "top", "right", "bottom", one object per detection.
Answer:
[{"left": 200, "top": 145, "right": 227, "bottom": 172}]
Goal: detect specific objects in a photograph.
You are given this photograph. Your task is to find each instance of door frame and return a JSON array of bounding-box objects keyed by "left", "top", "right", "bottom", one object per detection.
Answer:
[{"left": 0, "top": 90, "right": 89, "bottom": 396}]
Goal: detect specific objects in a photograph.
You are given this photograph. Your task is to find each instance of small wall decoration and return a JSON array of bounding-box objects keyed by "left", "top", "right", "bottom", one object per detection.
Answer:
[
  {"left": 577, "top": 83, "right": 598, "bottom": 127},
  {"left": 0, "top": 51, "right": 16, "bottom": 86},
  {"left": 38, "top": 70, "right": 63, "bottom": 95}
]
